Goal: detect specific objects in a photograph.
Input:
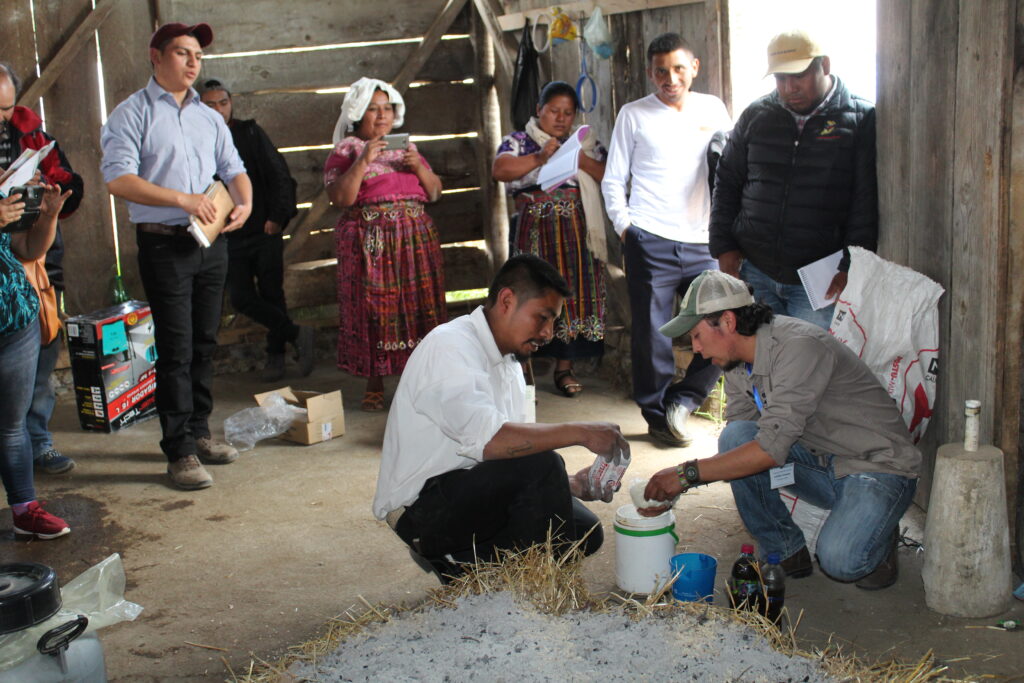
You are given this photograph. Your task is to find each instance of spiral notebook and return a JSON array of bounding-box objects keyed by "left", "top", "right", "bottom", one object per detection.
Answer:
[{"left": 797, "top": 250, "right": 843, "bottom": 310}]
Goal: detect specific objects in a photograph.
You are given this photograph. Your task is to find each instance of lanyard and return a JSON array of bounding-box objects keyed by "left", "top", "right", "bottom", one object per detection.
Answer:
[{"left": 745, "top": 363, "right": 764, "bottom": 414}]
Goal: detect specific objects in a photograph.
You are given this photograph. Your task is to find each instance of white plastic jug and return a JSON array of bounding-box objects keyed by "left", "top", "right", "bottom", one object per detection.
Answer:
[{"left": 614, "top": 504, "right": 678, "bottom": 594}]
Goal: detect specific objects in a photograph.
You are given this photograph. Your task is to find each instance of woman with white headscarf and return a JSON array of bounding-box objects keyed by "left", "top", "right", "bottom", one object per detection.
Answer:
[{"left": 324, "top": 77, "right": 446, "bottom": 411}]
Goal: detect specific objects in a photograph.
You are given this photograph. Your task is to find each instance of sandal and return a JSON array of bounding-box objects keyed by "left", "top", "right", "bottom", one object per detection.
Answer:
[
  {"left": 361, "top": 390, "right": 385, "bottom": 412},
  {"left": 553, "top": 368, "right": 583, "bottom": 398}
]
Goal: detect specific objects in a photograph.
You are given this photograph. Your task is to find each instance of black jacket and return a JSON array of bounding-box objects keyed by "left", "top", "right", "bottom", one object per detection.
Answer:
[
  {"left": 227, "top": 118, "right": 297, "bottom": 241},
  {"left": 709, "top": 77, "right": 877, "bottom": 284}
]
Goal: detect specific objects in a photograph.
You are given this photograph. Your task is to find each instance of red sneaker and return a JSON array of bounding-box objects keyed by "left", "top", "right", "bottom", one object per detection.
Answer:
[{"left": 12, "top": 501, "right": 71, "bottom": 540}]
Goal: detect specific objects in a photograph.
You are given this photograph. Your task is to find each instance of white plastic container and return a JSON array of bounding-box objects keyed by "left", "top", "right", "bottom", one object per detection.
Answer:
[
  {"left": 0, "top": 630, "right": 106, "bottom": 682},
  {"left": 614, "top": 504, "right": 678, "bottom": 594}
]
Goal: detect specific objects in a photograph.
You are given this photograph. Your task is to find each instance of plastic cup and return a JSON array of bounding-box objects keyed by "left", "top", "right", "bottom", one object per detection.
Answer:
[{"left": 670, "top": 552, "right": 717, "bottom": 603}]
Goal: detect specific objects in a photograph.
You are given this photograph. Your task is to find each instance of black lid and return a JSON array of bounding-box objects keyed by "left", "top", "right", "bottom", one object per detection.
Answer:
[{"left": 0, "top": 563, "right": 61, "bottom": 635}]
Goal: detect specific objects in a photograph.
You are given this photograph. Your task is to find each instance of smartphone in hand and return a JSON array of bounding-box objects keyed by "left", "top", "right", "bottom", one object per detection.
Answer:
[{"left": 382, "top": 133, "right": 409, "bottom": 151}]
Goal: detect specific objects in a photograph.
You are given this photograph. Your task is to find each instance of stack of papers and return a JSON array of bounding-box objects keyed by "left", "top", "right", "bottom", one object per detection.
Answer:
[
  {"left": 537, "top": 125, "right": 589, "bottom": 192},
  {"left": 0, "top": 141, "right": 56, "bottom": 195},
  {"left": 797, "top": 250, "right": 843, "bottom": 310}
]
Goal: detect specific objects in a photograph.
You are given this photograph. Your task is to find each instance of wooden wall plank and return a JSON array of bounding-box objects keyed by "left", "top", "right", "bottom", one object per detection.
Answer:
[
  {"left": 905, "top": 0, "right": 958, "bottom": 501},
  {"left": 96, "top": 0, "right": 155, "bottom": 305},
  {"left": 228, "top": 82, "right": 481, "bottom": 150},
  {"left": 0, "top": 0, "right": 37, "bottom": 81},
  {"left": 161, "top": 0, "right": 464, "bottom": 54},
  {"left": 200, "top": 38, "right": 473, "bottom": 95},
  {"left": 32, "top": 0, "right": 116, "bottom": 315},
  {"left": 949, "top": 0, "right": 1013, "bottom": 449}
]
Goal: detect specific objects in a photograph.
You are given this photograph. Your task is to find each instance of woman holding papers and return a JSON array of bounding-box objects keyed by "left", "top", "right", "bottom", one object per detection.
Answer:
[
  {"left": 324, "top": 77, "right": 446, "bottom": 412},
  {"left": 492, "top": 81, "right": 607, "bottom": 397},
  {"left": 0, "top": 183, "right": 72, "bottom": 539}
]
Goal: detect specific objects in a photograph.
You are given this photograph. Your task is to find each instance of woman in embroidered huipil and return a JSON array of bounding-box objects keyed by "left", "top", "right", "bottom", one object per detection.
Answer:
[
  {"left": 324, "top": 78, "right": 446, "bottom": 411},
  {"left": 492, "top": 81, "right": 607, "bottom": 397}
]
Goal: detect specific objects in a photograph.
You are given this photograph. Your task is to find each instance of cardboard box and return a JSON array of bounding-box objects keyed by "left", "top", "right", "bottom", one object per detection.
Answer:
[
  {"left": 65, "top": 300, "right": 158, "bottom": 432},
  {"left": 254, "top": 387, "right": 344, "bottom": 445}
]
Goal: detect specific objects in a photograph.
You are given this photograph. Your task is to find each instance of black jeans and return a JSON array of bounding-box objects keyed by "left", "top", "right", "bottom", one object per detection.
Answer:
[
  {"left": 137, "top": 230, "right": 227, "bottom": 462},
  {"left": 401, "top": 450, "right": 603, "bottom": 559},
  {"left": 226, "top": 233, "right": 298, "bottom": 354}
]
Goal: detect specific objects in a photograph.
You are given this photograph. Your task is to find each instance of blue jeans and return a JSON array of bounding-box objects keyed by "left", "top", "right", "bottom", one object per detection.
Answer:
[
  {"left": 721, "top": 420, "right": 917, "bottom": 581},
  {"left": 0, "top": 323, "right": 41, "bottom": 505},
  {"left": 26, "top": 333, "right": 60, "bottom": 458},
  {"left": 740, "top": 261, "right": 834, "bottom": 330}
]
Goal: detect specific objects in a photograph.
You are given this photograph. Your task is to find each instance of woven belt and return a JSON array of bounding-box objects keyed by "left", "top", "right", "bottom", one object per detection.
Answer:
[{"left": 136, "top": 222, "right": 188, "bottom": 236}]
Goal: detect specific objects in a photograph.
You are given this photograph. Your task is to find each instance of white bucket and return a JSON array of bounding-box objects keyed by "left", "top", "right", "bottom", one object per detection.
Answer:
[{"left": 614, "top": 504, "right": 678, "bottom": 594}]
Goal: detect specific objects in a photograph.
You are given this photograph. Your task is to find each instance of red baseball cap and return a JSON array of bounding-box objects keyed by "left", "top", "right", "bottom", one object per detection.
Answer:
[{"left": 149, "top": 22, "right": 213, "bottom": 50}]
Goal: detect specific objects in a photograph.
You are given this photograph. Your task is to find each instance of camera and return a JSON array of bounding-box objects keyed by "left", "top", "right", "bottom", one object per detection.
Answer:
[{"left": 2, "top": 185, "right": 45, "bottom": 233}]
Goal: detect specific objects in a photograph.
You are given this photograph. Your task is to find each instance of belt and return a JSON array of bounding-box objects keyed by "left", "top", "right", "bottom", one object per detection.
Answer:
[{"left": 136, "top": 222, "right": 188, "bottom": 236}]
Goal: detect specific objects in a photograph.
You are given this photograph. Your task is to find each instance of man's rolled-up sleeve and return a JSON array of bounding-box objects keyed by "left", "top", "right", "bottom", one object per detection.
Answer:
[
  {"left": 754, "top": 338, "right": 836, "bottom": 464},
  {"left": 412, "top": 368, "right": 508, "bottom": 462},
  {"left": 100, "top": 104, "right": 143, "bottom": 184}
]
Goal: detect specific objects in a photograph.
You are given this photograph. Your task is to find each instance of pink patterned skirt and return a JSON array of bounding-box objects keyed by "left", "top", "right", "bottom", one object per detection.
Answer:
[{"left": 334, "top": 199, "right": 447, "bottom": 377}]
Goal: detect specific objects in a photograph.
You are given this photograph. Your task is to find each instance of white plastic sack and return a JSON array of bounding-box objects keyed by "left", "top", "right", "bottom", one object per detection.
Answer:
[
  {"left": 0, "top": 553, "right": 143, "bottom": 672},
  {"left": 779, "top": 490, "right": 830, "bottom": 555},
  {"left": 829, "top": 247, "right": 944, "bottom": 443},
  {"left": 583, "top": 8, "right": 613, "bottom": 59}
]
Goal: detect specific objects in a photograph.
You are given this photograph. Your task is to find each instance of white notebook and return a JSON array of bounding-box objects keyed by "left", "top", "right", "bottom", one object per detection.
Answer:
[
  {"left": 537, "top": 125, "right": 589, "bottom": 192},
  {"left": 797, "top": 250, "right": 843, "bottom": 310}
]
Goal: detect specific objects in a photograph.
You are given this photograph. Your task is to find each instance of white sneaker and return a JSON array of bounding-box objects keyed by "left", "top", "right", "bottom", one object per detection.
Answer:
[{"left": 666, "top": 404, "right": 692, "bottom": 446}]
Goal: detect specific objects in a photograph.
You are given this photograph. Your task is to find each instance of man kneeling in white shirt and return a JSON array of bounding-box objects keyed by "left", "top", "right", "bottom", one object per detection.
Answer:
[{"left": 373, "top": 254, "right": 628, "bottom": 583}]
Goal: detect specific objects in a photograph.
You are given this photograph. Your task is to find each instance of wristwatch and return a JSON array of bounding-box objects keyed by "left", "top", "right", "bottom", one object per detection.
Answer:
[{"left": 675, "top": 460, "right": 702, "bottom": 493}]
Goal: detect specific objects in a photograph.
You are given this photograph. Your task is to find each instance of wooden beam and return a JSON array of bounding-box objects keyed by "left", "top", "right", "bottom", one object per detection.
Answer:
[
  {"left": 283, "top": 191, "right": 333, "bottom": 262},
  {"left": 393, "top": 0, "right": 471, "bottom": 92},
  {"left": 471, "top": 0, "right": 515, "bottom": 83},
  {"left": 497, "top": 0, "right": 702, "bottom": 31},
  {"left": 18, "top": 0, "right": 117, "bottom": 110}
]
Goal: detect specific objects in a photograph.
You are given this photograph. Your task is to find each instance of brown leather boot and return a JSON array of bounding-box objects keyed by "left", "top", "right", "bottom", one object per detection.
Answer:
[
  {"left": 856, "top": 530, "right": 899, "bottom": 590},
  {"left": 780, "top": 546, "right": 814, "bottom": 578}
]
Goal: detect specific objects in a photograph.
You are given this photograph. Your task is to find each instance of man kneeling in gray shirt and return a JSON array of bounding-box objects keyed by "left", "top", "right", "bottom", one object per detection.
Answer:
[{"left": 644, "top": 270, "right": 920, "bottom": 590}]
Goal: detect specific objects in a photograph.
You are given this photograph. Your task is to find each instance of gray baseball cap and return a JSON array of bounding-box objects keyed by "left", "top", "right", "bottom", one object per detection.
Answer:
[{"left": 659, "top": 270, "right": 755, "bottom": 337}]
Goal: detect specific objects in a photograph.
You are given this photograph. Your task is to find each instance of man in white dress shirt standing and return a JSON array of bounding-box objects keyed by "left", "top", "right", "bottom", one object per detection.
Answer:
[
  {"left": 602, "top": 32, "right": 732, "bottom": 448},
  {"left": 373, "top": 254, "right": 628, "bottom": 582}
]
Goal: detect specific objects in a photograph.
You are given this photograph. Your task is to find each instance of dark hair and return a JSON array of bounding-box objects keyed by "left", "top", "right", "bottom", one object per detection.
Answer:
[
  {"left": 537, "top": 81, "right": 579, "bottom": 110},
  {"left": 487, "top": 254, "right": 571, "bottom": 306},
  {"left": 647, "top": 32, "right": 695, "bottom": 64},
  {"left": 703, "top": 303, "right": 774, "bottom": 336},
  {"left": 0, "top": 62, "right": 21, "bottom": 95},
  {"left": 200, "top": 79, "right": 231, "bottom": 96}
]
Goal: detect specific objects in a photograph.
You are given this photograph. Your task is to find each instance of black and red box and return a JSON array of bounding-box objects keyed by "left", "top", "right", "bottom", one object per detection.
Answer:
[{"left": 65, "top": 300, "right": 158, "bottom": 432}]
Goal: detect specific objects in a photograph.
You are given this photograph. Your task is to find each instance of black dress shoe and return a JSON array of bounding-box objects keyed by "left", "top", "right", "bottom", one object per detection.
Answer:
[
  {"left": 856, "top": 530, "right": 899, "bottom": 590},
  {"left": 780, "top": 546, "right": 814, "bottom": 578}
]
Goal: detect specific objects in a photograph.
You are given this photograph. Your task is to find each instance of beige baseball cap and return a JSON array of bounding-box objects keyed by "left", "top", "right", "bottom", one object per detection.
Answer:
[
  {"left": 659, "top": 270, "right": 755, "bottom": 338},
  {"left": 765, "top": 30, "right": 824, "bottom": 76}
]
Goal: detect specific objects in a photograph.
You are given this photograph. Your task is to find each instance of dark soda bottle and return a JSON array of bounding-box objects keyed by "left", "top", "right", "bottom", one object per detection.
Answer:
[
  {"left": 760, "top": 552, "right": 786, "bottom": 623},
  {"left": 727, "top": 543, "right": 759, "bottom": 610}
]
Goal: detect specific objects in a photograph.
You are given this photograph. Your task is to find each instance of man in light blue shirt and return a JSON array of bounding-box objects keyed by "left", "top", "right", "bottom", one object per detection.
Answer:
[{"left": 101, "top": 22, "right": 252, "bottom": 491}]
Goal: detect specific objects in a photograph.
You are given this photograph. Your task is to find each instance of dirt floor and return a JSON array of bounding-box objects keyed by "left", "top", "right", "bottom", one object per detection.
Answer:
[{"left": 3, "top": 358, "right": 1023, "bottom": 682}]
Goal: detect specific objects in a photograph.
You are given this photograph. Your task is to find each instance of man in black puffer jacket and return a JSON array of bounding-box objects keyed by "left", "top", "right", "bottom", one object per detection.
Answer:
[{"left": 709, "top": 30, "right": 877, "bottom": 329}]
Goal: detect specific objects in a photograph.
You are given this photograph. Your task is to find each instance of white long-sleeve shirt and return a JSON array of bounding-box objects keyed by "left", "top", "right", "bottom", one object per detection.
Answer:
[
  {"left": 372, "top": 306, "right": 526, "bottom": 519},
  {"left": 601, "top": 92, "right": 731, "bottom": 243}
]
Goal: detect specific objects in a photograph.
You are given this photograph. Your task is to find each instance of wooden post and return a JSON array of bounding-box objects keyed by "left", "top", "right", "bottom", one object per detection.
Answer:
[{"left": 472, "top": 5, "right": 508, "bottom": 272}]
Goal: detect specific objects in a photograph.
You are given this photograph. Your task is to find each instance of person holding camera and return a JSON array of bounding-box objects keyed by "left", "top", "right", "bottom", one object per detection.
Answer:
[
  {"left": 1, "top": 62, "right": 84, "bottom": 477},
  {"left": 324, "top": 77, "right": 446, "bottom": 412},
  {"left": 0, "top": 182, "right": 73, "bottom": 539}
]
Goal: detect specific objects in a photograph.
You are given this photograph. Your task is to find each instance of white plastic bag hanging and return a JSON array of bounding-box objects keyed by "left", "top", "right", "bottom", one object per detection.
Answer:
[
  {"left": 829, "top": 247, "right": 944, "bottom": 443},
  {"left": 583, "top": 7, "right": 613, "bottom": 59}
]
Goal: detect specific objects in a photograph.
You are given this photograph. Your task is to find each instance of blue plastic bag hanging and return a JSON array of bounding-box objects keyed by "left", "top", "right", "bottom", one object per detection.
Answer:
[{"left": 583, "top": 7, "right": 613, "bottom": 59}]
